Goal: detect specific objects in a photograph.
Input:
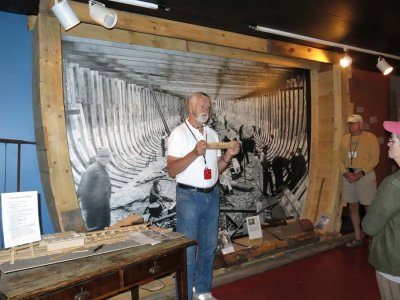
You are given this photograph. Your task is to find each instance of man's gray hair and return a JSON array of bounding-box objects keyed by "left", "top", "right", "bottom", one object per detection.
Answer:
[{"left": 188, "top": 92, "right": 211, "bottom": 104}]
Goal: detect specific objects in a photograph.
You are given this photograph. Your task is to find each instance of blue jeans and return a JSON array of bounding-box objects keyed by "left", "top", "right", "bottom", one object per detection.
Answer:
[{"left": 176, "top": 185, "right": 220, "bottom": 299}]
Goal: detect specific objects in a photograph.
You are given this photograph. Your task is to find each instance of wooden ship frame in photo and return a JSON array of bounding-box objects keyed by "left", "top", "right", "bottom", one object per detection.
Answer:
[{"left": 29, "top": 0, "right": 355, "bottom": 267}]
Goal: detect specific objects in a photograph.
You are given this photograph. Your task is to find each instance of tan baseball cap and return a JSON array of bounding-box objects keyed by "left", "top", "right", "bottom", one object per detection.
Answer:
[{"left": 347, "top": 114, "right": 363, "bottom": 123}]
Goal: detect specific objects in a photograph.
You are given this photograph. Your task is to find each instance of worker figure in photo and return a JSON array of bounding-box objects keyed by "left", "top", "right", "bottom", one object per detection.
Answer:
[
  {"left": 241, "top": 137, "right": 250, "bottom": 164},
  {"left": 362, "top": 120, "right": 400, "bottom": 300},
  {"left": 161, "top": 132, "right": 168, "bottom": 157},
  {"left": 167, "top": 92, "right": 240, "bottom": 300},
  {"left": 148, "top": 179, "right": 163, "bottom": 218},
  {"left": 77, "top": 147, "right": 112, "bottom": 232},
  {"left": 339, "top": 114, "right": 379, "bottom": 248},
  {"left": 272, "top": 155, "right": 290, "bottom": 194},
  {"left": 288, "top": 148, "right": 307, "bottom": 190},
  {"left": 260, "top": 145, "right": 274, "bottom": 196}
]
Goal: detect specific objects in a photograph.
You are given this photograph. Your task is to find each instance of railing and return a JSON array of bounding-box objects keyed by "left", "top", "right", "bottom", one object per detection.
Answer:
[{"left": 0, "top": 138, "right": 36, "bottom": 192}]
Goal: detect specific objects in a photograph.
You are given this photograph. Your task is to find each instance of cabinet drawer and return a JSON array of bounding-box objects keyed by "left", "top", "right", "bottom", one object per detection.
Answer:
[
  {"left": 124, "top": 251, "right": 182, "bottom": 286},
  {"left": 36, "top": 271, "right": 120, "bottom": 300}
]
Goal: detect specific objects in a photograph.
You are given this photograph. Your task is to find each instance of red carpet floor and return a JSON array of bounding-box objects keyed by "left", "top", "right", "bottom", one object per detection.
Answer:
[{"left": 212, "top": 244, "right": 380, "bottom": 300}]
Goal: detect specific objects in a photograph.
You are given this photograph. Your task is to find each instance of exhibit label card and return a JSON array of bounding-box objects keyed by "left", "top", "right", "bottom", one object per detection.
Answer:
[
  {"left": 218, "top": 230, "right": 235, "bottom": 255},
  {"left": 246, "top": 215, "right": 263, "bottom": 239},
  {"left": 1, "top": 191, "right": 41, "bottom": 248}
]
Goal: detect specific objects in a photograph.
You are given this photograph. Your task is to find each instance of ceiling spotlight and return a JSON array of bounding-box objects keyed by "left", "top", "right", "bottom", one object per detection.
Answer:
[
  {"left": 89, "top": 0, "right": 118, "bottom": 29},
  {"left": 51, "top": 0, "right": 80, "bottom": 31},
  {"left": 340, "top": 49, "right": 352, "bottom": 68},
  {"left": 376, "top": 57, "right": 393, "bottom": 75},
  {"left": 109, "top": 0, "right": 158, "bottom": 10}
]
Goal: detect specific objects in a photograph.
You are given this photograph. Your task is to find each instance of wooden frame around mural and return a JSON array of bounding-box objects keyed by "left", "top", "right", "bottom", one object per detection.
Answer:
[{"left": 32, "top": 0, "right": 350, "bottom": 232}]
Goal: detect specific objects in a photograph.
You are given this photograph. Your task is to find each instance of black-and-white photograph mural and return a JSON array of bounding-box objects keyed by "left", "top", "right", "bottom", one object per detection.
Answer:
[{"left": 62, "top": 36, "right": 310, "bottom": 233}]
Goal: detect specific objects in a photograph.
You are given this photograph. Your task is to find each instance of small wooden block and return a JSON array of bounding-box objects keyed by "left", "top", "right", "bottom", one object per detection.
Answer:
[
  {"left": 10, "top": 248, "right": 15, "bottom": 265},
  {"left": 207, "top": 142, "right": 237, "bottom": 149}
]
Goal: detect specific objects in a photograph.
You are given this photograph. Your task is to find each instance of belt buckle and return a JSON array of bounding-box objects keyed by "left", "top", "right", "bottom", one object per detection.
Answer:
[{"left": 203, "top": 185, "right": 214, "bottom": 193}]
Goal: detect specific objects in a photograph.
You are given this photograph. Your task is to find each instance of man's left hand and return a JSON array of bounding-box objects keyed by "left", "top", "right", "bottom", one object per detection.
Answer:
[
  {"left": 225, "top": 141, "right": 241, "bottom": 159},
  {"left": 346, "top": 172, "right": 363, "bottom": 183}
]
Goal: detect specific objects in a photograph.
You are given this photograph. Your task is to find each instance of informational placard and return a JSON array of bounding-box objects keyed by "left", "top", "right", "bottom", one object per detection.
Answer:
[
  {"left": 218, "top": 230, "right": 234, "bottom": 255},
  {"left": 369, "top": 116, "right": 378, "bottom": 124},
  {"left": 246, "top": 215, "right": 263, "bottom": 239},
  {"left": 315, "top": 215, "right": 330, "bottom": 230},
  {"left": 1, "top": 191, "right": 41, "bottom": 248}
]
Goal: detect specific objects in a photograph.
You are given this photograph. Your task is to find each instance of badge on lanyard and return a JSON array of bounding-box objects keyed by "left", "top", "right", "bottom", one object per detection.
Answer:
[
  {"left": 348, "top": 151, "right": 357, "bottom": 158},
  {"left": 204, "top": 167, "right": 212, "bottom": 180}
]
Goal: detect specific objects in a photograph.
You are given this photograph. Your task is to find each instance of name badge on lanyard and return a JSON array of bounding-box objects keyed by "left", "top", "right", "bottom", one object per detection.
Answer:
[
  {"left": 204, "top": 167, "right": 212, "bottom": 180},
  {"left": 348, "top": 151, "right": 357, "bottom": 158}
]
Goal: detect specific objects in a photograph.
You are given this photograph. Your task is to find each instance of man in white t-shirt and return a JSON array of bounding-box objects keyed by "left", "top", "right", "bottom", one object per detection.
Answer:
[{"left": 167, "top": 92, "right": 240, "bottom": 300}]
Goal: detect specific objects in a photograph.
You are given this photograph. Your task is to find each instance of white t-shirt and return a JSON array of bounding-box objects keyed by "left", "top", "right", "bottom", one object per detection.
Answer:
[{"left": 168, "top": 120, "right": 221, "bottom": 188}]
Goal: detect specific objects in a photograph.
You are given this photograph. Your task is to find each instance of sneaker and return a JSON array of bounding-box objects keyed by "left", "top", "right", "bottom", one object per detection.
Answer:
[
  {"left": 193, "top": 292, "right": 218, "bottom": 300},
  {"left": 345, "top": 239, "right": 363, "bottom": 248}
]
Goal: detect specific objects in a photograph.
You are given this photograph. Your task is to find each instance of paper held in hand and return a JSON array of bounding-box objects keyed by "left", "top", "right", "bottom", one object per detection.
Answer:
[{"left": 206, "top": 141, "right": 237, "bottom": 149}]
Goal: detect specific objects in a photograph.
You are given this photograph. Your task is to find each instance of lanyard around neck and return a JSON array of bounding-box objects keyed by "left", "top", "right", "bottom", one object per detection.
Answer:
[
  {"left": 349, "top": 135, "right": 360, "bottom": 167},
  {"left": 185, "top": 121, "right": 207, "bottom": 166}
]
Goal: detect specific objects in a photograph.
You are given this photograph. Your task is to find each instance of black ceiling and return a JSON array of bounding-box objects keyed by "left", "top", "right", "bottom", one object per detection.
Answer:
[{"left": 2, "top": 0, "right": 400, "bottom": 75}]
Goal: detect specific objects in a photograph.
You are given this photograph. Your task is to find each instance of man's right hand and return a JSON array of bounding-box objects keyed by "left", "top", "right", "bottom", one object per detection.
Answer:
[
  {"left": 193, "top": 140, "right": 207, "bottom": 156},
  {"left": 343, "top": 172, "right": 361, "bottom": 183}
]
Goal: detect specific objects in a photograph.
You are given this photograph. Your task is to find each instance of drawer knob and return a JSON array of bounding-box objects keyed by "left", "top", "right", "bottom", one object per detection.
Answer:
[
  {"left": 74, "top": 287, "right": 90, "bottom": 300},
  {"left": 149, "top": 262, "right": 162, "bottom": 275}
]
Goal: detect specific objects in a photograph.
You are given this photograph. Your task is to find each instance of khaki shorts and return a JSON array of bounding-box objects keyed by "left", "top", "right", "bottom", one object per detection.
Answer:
[{"left": 342, "top": 170, "right": 377, "bottom": 205}]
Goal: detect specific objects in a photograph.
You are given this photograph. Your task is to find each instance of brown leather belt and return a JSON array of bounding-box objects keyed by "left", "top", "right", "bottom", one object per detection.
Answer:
[{"left": 177, "top": 183, "right": 216, "bottom": 193}]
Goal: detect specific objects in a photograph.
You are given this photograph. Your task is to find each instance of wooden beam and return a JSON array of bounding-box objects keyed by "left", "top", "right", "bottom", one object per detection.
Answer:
[
  {"left": 32, "top": 13, "right": 86, "bottom": 232},
  {"left": 63, "top": 23, "right": 320, "bottom": 71},
  {"left": 39, "top": 0, "right": 335, "bottom": 65},
  {"left": 268, "top": 39, "right": 338, "bottom": 64}
]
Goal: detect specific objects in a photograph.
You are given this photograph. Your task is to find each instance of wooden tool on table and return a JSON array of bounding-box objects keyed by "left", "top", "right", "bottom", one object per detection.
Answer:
[{"left": 206, "top": 141, "right": 237, "bottom": 149}]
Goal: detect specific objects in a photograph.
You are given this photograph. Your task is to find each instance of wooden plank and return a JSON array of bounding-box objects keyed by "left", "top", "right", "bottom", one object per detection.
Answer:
[
  {"left": 302, "top": 69, "right": 320, "bottom": 220},
  {"left": 40, "top": 0, "right": 267, "bottom": 53},
  {"left": 32, "top": 14, "right": 86, "bottom": 232},
  {"left": 268, "top": 39, "right": 337, "bottom": 64},
  {"left": 65, "top": 23, "right": 188, "bottom": 53},
  {"left": 207, "top": 142, "right": 237, "bottom": 149},
  {"left": 325, "top": 65, "right": 345, "bottom": 232},
  {"left": 187, "top": 41, "right": 319, "bottom": 70},
  {"left": 32, "top": 15, "right": 62, "bottom": 232},
  {"left": 302, "top": 67, "right": 350, "bottom": 233},
  {"left": 38, "top": 0, "right": 335, "bottom": 66}
]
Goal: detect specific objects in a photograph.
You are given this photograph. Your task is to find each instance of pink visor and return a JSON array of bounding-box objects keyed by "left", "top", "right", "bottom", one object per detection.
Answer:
[{"left": 383, "top": 121, "right": 400, "bottom": 134}]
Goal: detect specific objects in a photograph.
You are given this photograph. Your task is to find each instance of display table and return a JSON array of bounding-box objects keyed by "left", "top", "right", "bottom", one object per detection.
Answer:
[{"left": 0, "top": 237, "right": 195, "bottom": 300}]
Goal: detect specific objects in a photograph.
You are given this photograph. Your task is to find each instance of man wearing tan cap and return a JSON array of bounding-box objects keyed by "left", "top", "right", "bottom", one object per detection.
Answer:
[{"left": 339, "top": 114, "right": 380, "bottom": 248}]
